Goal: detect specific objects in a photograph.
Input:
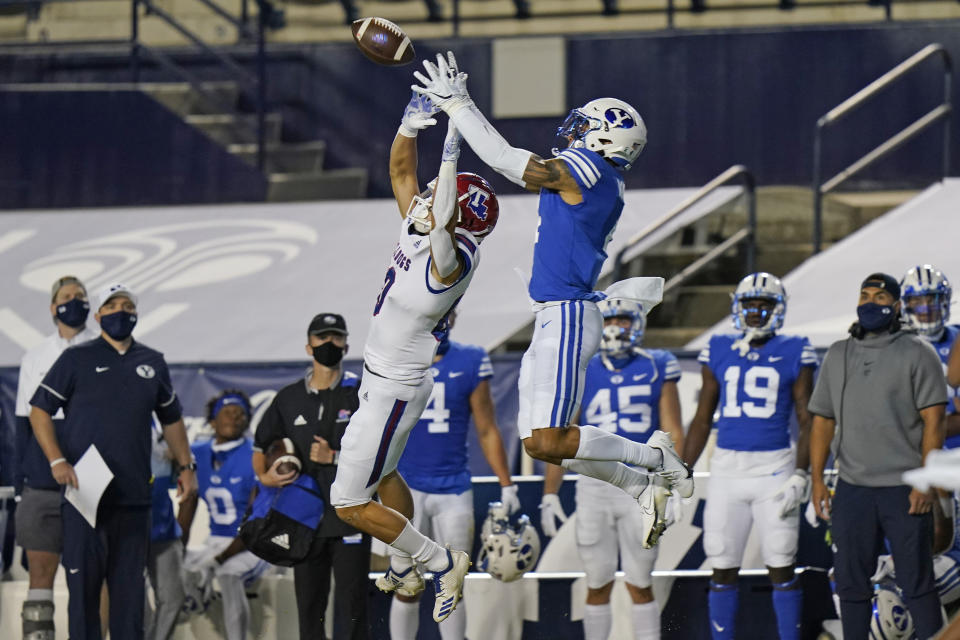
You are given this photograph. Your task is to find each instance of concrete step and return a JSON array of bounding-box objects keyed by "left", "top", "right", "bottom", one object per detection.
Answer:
[
  {"left": 267, "top": 168, "right": 368, "bottom": 201},
  {"left": 229, "top": 140, "right": 327, "bottom": 173},
  {"left": 185, "top": 111, "right": 282, "bottom": 145},
  {"left": 142, "top": 81, "right": 240, "bottom": 116}
]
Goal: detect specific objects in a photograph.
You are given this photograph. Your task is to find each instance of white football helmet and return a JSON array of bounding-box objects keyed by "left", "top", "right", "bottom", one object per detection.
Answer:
[
  {"left": 476, "top": 502, "right": 541, "bottom": 583},
  {"left": 555, "top": 98, "right": 647, "bottom": 169},
  {"left": 731, "top": 272, "right": 787, "bottom": 338},
  {"left": 599, "top": 298, "right": 646, "bottom": 358},
  {"left": 869, "top": 583, "right": 914, "bottom": 640},
  {"left": 901, "top": 264, "right": 952, "bottom": 338}
]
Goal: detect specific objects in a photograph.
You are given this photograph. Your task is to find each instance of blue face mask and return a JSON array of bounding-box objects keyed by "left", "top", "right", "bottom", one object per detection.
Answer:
[
  {"left": 55, "top": 298, "right": 90, "bottom": 328},
  {"left": 100, "top": 311, "right": 137, "bottom": 341},
  {"left": 857, "top": 302, "right": 895, "bottom": 332}
]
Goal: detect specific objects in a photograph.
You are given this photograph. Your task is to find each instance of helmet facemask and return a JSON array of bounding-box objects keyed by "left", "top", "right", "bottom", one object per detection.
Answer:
[
  {"left": 406, "top": 184, "right": 435, "bottom": 234},
  {"left": 900, "top": 265, "right": 952, "bottom": 338},
  {"left": 598, "top": 299, "right": 646, "bottom": 360}
]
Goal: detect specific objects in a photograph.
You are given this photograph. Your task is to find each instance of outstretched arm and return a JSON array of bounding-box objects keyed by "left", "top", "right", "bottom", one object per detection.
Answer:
[
  {"left": 390, "top": 92, "right": 439, "bottom": 217},
  {"left": 427, "top": 121, "right": 463, "bottom": 284},
  {"left": 412, "top": 52, "right": 581, "bottom": 197}
]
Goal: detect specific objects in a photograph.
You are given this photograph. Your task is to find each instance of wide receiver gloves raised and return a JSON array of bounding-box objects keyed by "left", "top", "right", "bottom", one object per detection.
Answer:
[
  {"left": 399, "top": 91, "right": 439, "bottom": 138},
  {"left": 773, "top": 469, "right": 811, "bottom": 519},
  {"left": 413, "top": 52, "right": 532, "bottom": 187}
]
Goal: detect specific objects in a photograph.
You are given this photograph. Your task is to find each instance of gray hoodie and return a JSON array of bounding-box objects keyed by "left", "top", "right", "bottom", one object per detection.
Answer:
[{"left": 808, "top": 330, "right": 946, "bottom": 487}]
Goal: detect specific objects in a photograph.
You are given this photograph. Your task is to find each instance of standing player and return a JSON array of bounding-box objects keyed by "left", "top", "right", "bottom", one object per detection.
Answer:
[
  {"left": 413, "top": 53, "right": 691, "bottom": 540},
  {"left": 178, "top": 390, "right": 270, "bottom": 640},
  {"left": 682, "top": 273, "right": 817, "bottom": 640},
  {"left": 901, "top": 265, "right": 960, "bottom": 448},
  {"left": 330, "top": 93, "right": 500, "bottom": 623},
  {"left": 543, "top": 298, "right": 683, "bottom": 640},
  {"left": 384, "top": 311, "right": 519, "bottom": 640}
]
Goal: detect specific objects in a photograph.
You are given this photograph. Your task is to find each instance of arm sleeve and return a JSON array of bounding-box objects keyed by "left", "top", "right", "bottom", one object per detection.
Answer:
[
  {"left": 807, "top": 346, "right": 836, "bottom": 418},
  {"left": 913, "top": 341, "right": 950, "bottom": 410},
  {"left": 154, "top": 359, "right": 183, "bottom": 425},
  {"left": 29, "top": 351, "right": 74, "bottom": 416},
  {"left": 253, "top": 395, "right": 284, "bottom": 453},
  {"left": 448, "top": 105, "right": 531, "bottom": 187}
]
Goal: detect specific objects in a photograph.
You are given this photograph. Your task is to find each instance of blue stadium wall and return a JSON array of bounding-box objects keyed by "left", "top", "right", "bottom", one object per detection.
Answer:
[{"left": 0, "top": 21, "right": 956, "bottom": 205}]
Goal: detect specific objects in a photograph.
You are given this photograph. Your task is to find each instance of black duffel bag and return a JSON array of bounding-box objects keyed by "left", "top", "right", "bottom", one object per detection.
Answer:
[{"left": 239, "top": 474, "right": 324, "bottom": 566}]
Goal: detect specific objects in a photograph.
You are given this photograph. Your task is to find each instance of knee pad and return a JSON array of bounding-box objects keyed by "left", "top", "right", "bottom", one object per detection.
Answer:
[{"left": 22, "top": 600, "right": 55, "bottom": 640}]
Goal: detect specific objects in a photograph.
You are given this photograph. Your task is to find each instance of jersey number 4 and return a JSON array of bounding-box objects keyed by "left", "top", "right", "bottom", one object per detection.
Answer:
[
  {"left": 420, "top": 381, "right": 451, "bottom": 433},
  {"left": 721, "top": 365, "right": 780, "bottom": 419},
  {"left": 584, "top": 385, "right": 652, "bottom": 433}
]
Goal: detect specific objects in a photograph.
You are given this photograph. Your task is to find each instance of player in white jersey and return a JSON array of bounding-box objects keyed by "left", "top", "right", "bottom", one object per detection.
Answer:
[
  {"left": 330, "top": 92, "right": 499, "bottom": 623},
  {"left": 413, "top": 52, "right": 692, "bottom": 548}
]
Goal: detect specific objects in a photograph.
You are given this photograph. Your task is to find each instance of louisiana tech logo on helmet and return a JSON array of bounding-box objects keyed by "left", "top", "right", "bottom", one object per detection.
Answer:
[
  {"left": 464, "top": 186, "right": 490, "bottom": 221},
  {"left": 605, "top": 108, "right": 635, "bottom": 129}
]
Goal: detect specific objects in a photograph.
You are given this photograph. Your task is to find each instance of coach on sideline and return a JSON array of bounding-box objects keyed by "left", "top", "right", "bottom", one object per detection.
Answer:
[
  {"left": 809, "top": 273, "right": 946, "bottom": 640},
  {"left": 28, "top": 283, "right": 197, "bottom": 640},
  {"left": 253, "top": 312, "right": 369, "bottom": 640},
  {"left": 14, "top": 275, "right": 99, "bottom": 639}
]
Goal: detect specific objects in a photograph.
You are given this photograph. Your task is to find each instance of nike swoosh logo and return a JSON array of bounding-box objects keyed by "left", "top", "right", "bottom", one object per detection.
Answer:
[
  {"left": 449, "top": 371, "right": 464, "bottom": 378},
  {"left": 95, "top": 366, "right": 109, "bottom": 372},
  {"left": 69, "top": 568, "right": 80, "bottom": 574},
  {"left": 768, "top": 356, "right": 783, "bottom": 362},
  {"left": 541, "top": 320, "right": 552, "bottom": 328},
  {"left": 712, "top": 620, "right": 725, "bottom": 632},
  {"left": 230, "top": 477, "right": 243, "bottom": 484},
  {"left": 633, "top": 373, "right": 648, "bottom": 381}
]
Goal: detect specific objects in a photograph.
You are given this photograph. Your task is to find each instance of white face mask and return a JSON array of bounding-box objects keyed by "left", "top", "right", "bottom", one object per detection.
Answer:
[{"left": 406, "top": 195, "right": 433, "bottom": 233}]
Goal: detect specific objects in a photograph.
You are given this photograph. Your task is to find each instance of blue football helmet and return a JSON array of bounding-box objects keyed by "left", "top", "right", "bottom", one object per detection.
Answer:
[
  {"left": 731, "top": 272, "right": 787, "bottom": 338},
  {"left": 598, "top": 298, "right": 646, "bottom": 358},
  {"left": 901, "top": 264, "right": 952, "bottom": 338},
  {"left": 554, "top": 98, "right": 647, "bottom": 169}
]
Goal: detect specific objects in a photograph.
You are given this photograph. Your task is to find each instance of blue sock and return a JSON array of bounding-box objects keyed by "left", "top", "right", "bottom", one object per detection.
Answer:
[
  {"left": 708, "top": 581, "right": 738, "bottom": 640},
  {"left": 772, "top": 576, "right": 802, "bottom": 640}
]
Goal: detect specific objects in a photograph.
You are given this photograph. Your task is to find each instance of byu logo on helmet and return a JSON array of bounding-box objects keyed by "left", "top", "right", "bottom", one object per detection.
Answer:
[{"left": 605, "top": 108, "right": 635, "bottom": 129}]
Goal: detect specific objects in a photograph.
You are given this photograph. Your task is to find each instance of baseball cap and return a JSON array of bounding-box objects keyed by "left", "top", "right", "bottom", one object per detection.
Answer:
[
  {"left": 95, "top": 283, "right": 138, "bottom": 310},
  {"left": 860, "top": 273, "right": 901, "bottom": 301},
  {"left": 308, "top": 313, "right": 348, "bottom": 336}
]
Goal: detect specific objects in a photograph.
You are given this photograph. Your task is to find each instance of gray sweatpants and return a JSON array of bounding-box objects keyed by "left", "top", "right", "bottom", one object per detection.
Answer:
[{"left": 145, "top": 539, "right": 185, "bottom": 640}]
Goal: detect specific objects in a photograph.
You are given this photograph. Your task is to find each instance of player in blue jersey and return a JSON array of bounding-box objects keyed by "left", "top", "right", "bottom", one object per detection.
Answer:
[
  {"left": 901, "top": 265, "right": 960, "bottom": 449},
  {"left": 178, "top": 390, "right": 270, "bottom": 640},
  {"left": 543, "top": 298, "right": 684, "bottom": 640},
  {"left": 413, "top": 53, "right": 692, "bottom": 541},
  {"left": 682, "top": 273, "right": 818, "bottom": 640},
  {"left": 383, "top": 311, "right": 519, "bottom": 640}
]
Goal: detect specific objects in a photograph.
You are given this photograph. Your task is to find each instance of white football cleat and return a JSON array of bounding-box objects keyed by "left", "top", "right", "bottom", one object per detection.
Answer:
[
  {"left": 376, "top": 564, "right": 426, "bottom": 597},
  {"left": 648, "top": 430, "right": 694, "bottom": 498},
  {"left": 432, "top": 549, "right": 470, "bottom": 622},
  {"left": 638, "top": 480, "right": 672, "bottom": 549}
]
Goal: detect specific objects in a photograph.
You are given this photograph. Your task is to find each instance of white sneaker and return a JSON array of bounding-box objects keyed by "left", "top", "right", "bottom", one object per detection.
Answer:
[
  {"left": 648, "top": 430, "right": 694, "bottom": 498},
  {"left": 376, "top": 564, "right": 425, "bottom": 597},
  {"left": 638, "top": 480, "right": 671, "bottom": 549},
  {"left": 432, "top": 549, "right": 470, "bottom": 622}
]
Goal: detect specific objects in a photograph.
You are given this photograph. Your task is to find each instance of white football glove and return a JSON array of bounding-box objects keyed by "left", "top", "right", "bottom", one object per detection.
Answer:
[
  {"left": 441, "top": 119, "right": 462, "bottom": 163},
  {"left": 500, "top": 484, "right": 521, "bottom": 515},
  {"left": 665, "top": 493, "right": 684, "bottom": 528},
  {"left": 871, "top": 554, "right": 896, "bottom": 584},
  {"left": 539, "top": 493, "right": 568, "bottom": 537},
  {"left": 412, "top": 51, "right": 473, "bottom": 115},
  {"left": 399, "top": 91, "right": 439, "bottom": 138},
  {"left": 773, "top": 469, "right": 811, "bottom": 519}
]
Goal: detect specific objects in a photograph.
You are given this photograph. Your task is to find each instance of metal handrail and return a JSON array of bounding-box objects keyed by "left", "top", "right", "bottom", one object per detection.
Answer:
[
  {"left": 612, "top": 164, "right": 756, "bottom": 281},
  {"left": 811, "top": 43, "right": 952, "bottom": 254}
]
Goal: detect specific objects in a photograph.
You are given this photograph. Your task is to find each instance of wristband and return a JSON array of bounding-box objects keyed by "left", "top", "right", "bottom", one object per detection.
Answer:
[
  {"left": 179, "top": 461, "right": 197, "bottom": 473},
  {"left": 332, "top": 451, "right": 340, "bottom": 466},
  {"left": 49, "top": 458, "right": 66, "bottom": 468},
  {"left": 398, "top": 124, "right": 418, "bottom": 138}
]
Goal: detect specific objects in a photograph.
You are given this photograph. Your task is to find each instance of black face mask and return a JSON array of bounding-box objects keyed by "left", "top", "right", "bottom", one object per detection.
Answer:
[
  {"left": 55, "top": 298, "right": 90, "bottom": 328},
  {"left": 100, "top": 311, "right": 137, "bottom": 341},
  {"left": 312, "top": 342, "right": 344, "bottom": 367}
]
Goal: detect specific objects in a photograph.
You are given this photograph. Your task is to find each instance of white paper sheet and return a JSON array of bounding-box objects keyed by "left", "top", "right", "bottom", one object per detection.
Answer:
[{"left": 64, "top": 445, "right": 114, "bottom": 528}]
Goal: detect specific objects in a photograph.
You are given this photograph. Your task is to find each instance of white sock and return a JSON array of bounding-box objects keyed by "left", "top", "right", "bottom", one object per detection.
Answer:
[
  {"left": 389, "top": 598, "right": 420, "bottom": 640},
  {"left": 391, "top": 522, "right": 448, "bottom": 572},
  {"left": 632, "top": 601, "right": 660, "bottom": 640},
  {"left": 562, "top": 458, "right": 651, "bottom": 499},
  {"left": 576, "top": 425, "right": 663, "bottom": 469},
  {"left": 390, "top": 551, "right": 415, "bottom": 572},
  {"left": 583, "top": 603, "right": 613, "bottom": 640},
  {"left": 27, "top": 588, "right": 54, "bottom": 602},
  {"left": 438, "top": 601, "right": 466, "bottom": 640}
]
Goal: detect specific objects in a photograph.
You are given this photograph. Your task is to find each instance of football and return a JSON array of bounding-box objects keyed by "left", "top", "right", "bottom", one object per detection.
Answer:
[
  {"left": 351, "top": 17, "right": 415, "bottom": 66},
  {"left": 265, "top": 437, "right": 301, "bottom": 477}
]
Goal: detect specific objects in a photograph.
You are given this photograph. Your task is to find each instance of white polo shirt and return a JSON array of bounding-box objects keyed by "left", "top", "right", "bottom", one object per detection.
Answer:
[{"left": 15, "top": 326, "right": 100, "bottom": 418}]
